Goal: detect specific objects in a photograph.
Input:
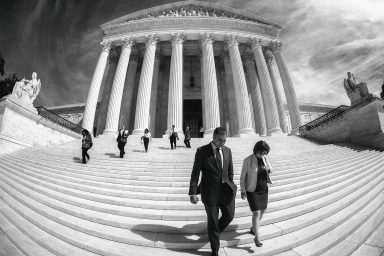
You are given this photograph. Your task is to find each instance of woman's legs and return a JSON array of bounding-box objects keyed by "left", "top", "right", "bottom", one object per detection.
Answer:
[
  {"left": 82, "top": 148, "right": 89, "bottom": 164},
  {"left": 252, "top": 210, "right": 263, "bottom": 246},
  {"left": 144, "top": 138, "right": 149, "bottom": 152}
]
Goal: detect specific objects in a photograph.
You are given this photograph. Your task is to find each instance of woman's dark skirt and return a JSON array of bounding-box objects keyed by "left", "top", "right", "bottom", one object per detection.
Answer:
[{"left": 246, "top": 187, "right": 268, "bottom": 211}]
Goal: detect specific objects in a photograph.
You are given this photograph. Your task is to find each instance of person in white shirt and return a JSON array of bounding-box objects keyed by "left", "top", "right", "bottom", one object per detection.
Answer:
[{"left": 141, "top": 128, "right": 152, "bottom": 153}]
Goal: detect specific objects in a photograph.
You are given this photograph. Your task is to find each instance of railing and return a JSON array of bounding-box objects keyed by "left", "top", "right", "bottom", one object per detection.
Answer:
[
  {"left": 299, "top": 105, "right": 349, "bottom": 134},
  {"left": 36, "top": 106, "right": 83, "bottom": 134}
]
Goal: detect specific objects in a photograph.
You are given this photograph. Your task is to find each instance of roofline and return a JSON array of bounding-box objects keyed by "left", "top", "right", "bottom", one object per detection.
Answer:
[{"left": 101, "top": 0, "right": 281, "bottom": 29}]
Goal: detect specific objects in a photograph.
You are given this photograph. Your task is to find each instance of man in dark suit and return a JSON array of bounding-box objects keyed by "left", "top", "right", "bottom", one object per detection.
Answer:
[
  {"left": 116, "top": 124, "right": 129, "bottom": 158},
  {"left": 189, "top": 127, "right": 237, "bottom": 256}
]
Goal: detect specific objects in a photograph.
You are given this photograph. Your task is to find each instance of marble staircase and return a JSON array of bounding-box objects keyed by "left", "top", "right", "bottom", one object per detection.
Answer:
[{"left": 0, "top": 135, "right": 383, "bottom": 256}]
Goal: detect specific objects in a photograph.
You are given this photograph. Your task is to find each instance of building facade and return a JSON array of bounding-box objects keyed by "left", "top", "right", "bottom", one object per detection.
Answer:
[{"left": 81, "top": 0, "right": 303, "bottom": 137}]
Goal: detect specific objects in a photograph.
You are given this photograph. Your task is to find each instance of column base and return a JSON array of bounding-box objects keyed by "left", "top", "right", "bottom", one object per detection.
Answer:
[
  {"left": 290, "top": 127, "right": 300, "bottom": 136},
  {"left": 267, "top": 127, "right": 283, "bottom": 136},
  {"left": 103, "top": 129, "right": 118, "bottom": 136},
  {"left": 203, "top": 128, "right": 215, "bottom": 138},
  {"left": 132, "top": 129, "right": 145, "bottom": 136},
  {"left": 238, "top": 128, "right": 256, "bottom": 136}
]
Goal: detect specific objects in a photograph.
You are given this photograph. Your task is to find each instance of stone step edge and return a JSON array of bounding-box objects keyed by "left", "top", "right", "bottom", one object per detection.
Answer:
[
  {"left": 0, "top": 214, "right": 55, "bottom": 256},
  {"left": 6, "top": 150, "right": 375, "bottom": 182}
]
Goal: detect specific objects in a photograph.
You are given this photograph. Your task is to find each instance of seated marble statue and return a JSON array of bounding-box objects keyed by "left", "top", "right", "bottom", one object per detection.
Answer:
[
  {"left": 12, "top": 72, "right": 41, "bottom": 105},
  {"left": 343, "top": 72, "right": 369, "bottom": 104}
]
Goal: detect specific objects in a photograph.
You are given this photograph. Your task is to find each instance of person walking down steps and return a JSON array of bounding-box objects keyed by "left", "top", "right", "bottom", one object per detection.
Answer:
[
  {"left": 167, "top": 124, "right": 179, "bottom": 150},
  {"left": 116, "top": 124, "right": 129, "bottom": 158},
  {"left": 141, "top": 128, "right": 152, "bottom": 153},
  {"left": 81, "top": 129, "right": 93, "bottom": 164}
]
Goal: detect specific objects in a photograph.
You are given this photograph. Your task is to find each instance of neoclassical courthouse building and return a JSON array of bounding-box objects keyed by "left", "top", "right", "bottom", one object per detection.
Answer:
[{"left": 76, "top": 0, "right": 308, "bottom": 138}]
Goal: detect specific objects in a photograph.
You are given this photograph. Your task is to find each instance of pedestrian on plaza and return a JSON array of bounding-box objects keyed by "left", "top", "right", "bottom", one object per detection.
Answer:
[
  {"left": 167, "top": 124, "right": 179, "bottom": 149},
  {"left": 141, "top": 128, "right": 152, "bottom": 153},
  {"left": 240, "top": 140, "right": 273, "bottom": 247},
  {"left": 81, "top": 129, "right": 93, "bottom": 164},
  {"left": 199, "top": 126, "right": 204, "bottom": 137},
  {"left": 184, "top": 126, "right": 191, "bottom": 148},
  {"left": 116, "top": 124, "right": 129, "bottom": 158}
]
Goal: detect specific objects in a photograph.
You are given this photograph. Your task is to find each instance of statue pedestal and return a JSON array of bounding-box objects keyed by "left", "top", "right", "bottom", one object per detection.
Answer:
[
  {"left": 0, "top": 96, "right": 81, "bottom": 155},
  {"left": 301, "top": 95, "right": 384, "bottom": 150}
]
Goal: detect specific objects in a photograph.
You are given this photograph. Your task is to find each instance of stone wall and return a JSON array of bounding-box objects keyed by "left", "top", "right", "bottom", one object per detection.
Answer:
[{"left": 0, "top": 97, "right": 81, "bottom": 155}]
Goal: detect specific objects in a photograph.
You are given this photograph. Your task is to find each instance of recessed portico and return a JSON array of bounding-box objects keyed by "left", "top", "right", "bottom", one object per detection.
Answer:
[{"left": 82, "top": 0, "right": 302, "bottom": 137}]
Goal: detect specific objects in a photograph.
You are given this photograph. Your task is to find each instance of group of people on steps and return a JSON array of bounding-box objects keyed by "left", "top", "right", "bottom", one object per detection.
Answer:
[{"left": 81, "top": 126, "right": 271, "bottom": 256}]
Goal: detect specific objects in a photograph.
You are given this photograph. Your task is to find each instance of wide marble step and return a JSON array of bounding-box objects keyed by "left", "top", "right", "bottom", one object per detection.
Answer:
[{"left": 8, "top": 147, "right": 369, "bottom": 178}]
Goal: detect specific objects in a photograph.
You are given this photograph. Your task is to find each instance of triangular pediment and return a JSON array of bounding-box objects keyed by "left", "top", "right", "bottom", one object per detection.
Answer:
[{"left": 101, "top": 0, "right": 281, "bottom": 29}]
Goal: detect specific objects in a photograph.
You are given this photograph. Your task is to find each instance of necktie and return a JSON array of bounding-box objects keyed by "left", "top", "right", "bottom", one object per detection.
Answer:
[{"left": 216, "top": 148, "right": 223, "bottom": 172}]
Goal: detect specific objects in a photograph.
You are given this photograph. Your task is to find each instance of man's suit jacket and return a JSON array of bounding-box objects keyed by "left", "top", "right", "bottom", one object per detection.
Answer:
[
  {"left": 117, "top": 129, "right": 128, "bottom": 143},
  {"left": 189, "top": 143, "right": 237, "bottom": 205}
]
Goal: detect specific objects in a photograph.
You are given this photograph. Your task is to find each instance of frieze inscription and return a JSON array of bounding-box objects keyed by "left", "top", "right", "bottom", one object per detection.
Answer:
[{"left": 104, "top": 18, "right": 278, "bottom": 38}]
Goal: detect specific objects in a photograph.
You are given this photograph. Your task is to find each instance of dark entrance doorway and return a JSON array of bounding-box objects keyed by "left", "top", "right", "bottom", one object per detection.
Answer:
[{"left": 183, "top": 99, "right": 202, "bottom": 138}]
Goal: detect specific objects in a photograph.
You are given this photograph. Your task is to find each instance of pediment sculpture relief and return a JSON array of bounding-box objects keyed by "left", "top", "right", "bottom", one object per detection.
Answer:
[{"left": 128, "top": 5, "right": 254, "bottom": 23}]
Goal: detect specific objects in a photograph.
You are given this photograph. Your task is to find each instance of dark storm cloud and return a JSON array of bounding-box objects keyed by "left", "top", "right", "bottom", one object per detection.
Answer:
[{"left": 0, "top": 0, "right": 383, "bottom": 107}]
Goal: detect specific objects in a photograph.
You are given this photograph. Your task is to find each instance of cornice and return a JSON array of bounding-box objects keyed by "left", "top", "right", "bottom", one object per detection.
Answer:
[
  {"left": 102, "top": 17, "right": 279, "bottom": 39},
  {"left": 101, "top": 0, "right": 281, "bottom": 30}
]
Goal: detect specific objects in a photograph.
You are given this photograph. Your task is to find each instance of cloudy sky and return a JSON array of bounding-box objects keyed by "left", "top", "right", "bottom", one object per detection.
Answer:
[{"left": 0, "top": 0, "right": 383, "bottom": 107}]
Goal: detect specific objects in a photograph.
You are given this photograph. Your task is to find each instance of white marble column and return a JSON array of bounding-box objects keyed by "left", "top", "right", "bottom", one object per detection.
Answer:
[
  {"left": 200, "top": 33, "right": 221, "bottom": 135},
  {"left": 149, "top": 50, "right": 161, "bottom": 136},
  {"left": 103, "top": 38, "right": 135, "bottom": 135},
  {"left": 244, "top": 53, "right": 267, "bottom": 136},
  {"left": 167, "top": 33, "right": 186, "bottom": 134},
  {"left": 221, "top": 52, "right": 239, "bottom": 136},
  {"left": 96, "top": 47, "right": 119, "bottom": 135},
  {"left": 199, "top": 52, "right": 207, "bottom": 133},
  {"left": 265, "top": 53, "right": 288, "bottom": 133},
  {"left": 119, "top": 52, "right": 139, "bottom": 129},
  {"left": 82, "top": 40, "right": 111, "bottom": 133},
  {"left": 132, "top": 34, "right": 159, "bottom": 135},
  {"left": 251, "top": 37, "right": 282, "bottom": 135},
  {"left": 272, "top": 41, "right": 302, "bottom": 134},
  {"left": 225, "top": 34, "right": 255, "bottom": 135}
]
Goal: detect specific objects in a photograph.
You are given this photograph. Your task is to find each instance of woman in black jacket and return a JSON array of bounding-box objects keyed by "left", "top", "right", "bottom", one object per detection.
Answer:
[{"left": 81, "top": 129, "right": 92, "bottom": 164}]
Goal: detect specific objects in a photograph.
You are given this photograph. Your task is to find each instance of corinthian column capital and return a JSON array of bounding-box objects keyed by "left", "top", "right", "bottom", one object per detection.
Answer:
[
  {"left": 200, "top": 32, "right": 214, "bottom": 45},
  {"left": 121, "top": 37, "right": 135, "bottom": 49},
  {"left": 101, "top": 40, "right": 112, "bottom": 52},
  {"left": 250, "top": 37, "right": 263, "bottom": 50},
  {"left": 171, "top": 32, "right": 186, "bottom": 45},
  {"left": 271, "top": 40, "right": 283, "bottom": 52},
  {"left": 145, "top": 34, "right": 159, "bottom": 47},
  {"left": 225, "top": 34, "right": 239, "bottom": 47}
]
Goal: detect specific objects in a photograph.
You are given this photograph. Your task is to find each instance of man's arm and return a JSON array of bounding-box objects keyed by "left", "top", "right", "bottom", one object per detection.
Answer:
[
  {"left": 228, "top": 148, "right": 234, "bottom": 183},
  {"left": 189, "top": 148, "right": 202, "bottom": 196}
]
